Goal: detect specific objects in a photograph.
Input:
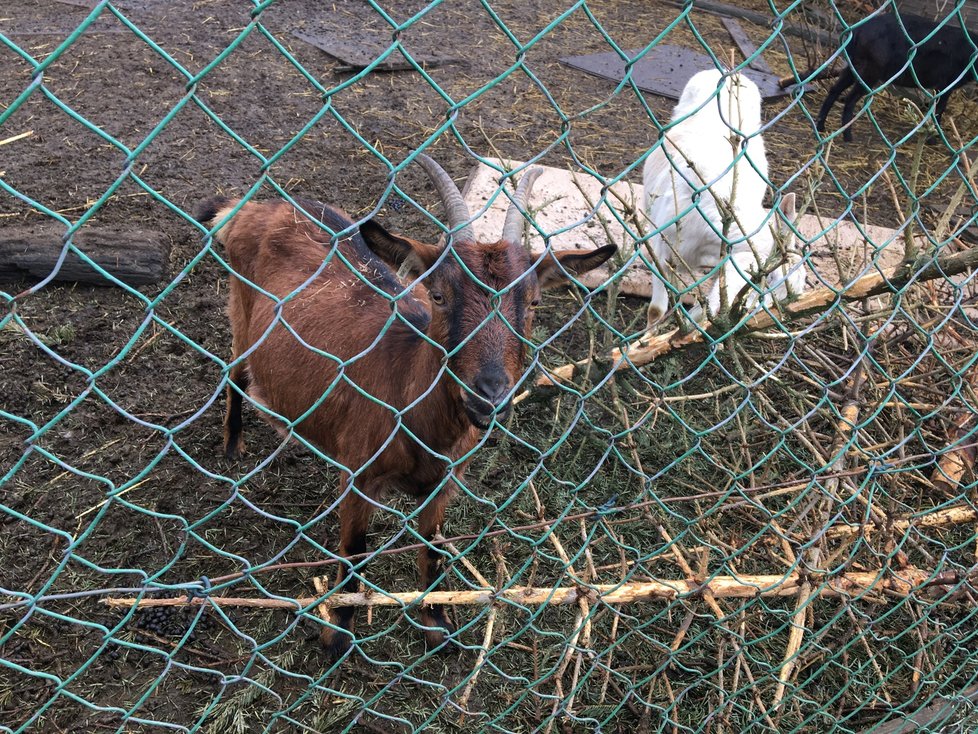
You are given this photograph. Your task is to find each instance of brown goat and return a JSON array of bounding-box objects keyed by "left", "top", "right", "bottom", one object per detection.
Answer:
[{"left": 196, "top": 154, "right": 616, "bottom": 656}]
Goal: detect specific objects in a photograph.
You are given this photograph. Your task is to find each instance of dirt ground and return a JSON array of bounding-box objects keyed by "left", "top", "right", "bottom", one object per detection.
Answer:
[{"left": 2, "top": 0, "right": 978, "bottom": 732}]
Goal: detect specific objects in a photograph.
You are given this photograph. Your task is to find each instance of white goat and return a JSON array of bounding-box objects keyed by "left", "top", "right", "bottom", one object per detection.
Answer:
[{"left": 641, "top": 69, "right": 806, "bottom": 328}]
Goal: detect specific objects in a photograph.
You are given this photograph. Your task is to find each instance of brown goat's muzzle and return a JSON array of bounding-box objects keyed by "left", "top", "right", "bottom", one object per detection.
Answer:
[{"left": 462, "top": 364, "right": 514, "bottom": 429}]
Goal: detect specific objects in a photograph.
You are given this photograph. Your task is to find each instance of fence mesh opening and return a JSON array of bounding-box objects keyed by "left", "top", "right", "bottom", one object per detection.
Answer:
[{"left": 2, "top": 0, "right": 978, "bottom": 732}]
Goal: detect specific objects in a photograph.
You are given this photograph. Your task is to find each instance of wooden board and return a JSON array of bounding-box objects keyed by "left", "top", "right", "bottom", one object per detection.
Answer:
[
  {"left": 720, "top": 17, "right": 773, "bottom": 74},
  {"left": 559, "top": 45, "right": 789, "bottom": 102},
  {"left": 663, "top": 0, "right": 834, "bottom": 45},
  {"left": 291, "top": 30, "right": 459, "bottom": 73},
  {"left": 0, "top": 226, "right": 169, "bottom": 287},
  {"left": 861, "top": 682, "right": 978, "bottom": 733},
  {"left": 897, "top": 0, "right": 978, "bottom": 33}
]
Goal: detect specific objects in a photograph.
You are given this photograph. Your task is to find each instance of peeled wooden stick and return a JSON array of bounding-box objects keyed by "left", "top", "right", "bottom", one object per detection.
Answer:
[
  {"left": 930, "top": 412, "right": 978, "bottom": 496},
  {"left": 103, "top": 566, "right": 952, "bottom": 611},
  {"left": 311, "top": 575, "right": 336, "bottom": 639},
  {"left": 0, "top": 130, "right": 33, "bottom": 146},
  {"left": 456, "top": 606, "right": 496, "bottom": 719},
  {"left": 775, "top": 364, "right": 863, "bottom": 712},
  {"left": 543, "top": 510, "right": 591, "bottom": 730},
  {"left": 825, "top": 505, "right": 978, "bottom": 541},
  {"left": 518, "top": 246, "right": 978, "bottom": 401},
  {"left": 773, "top": 577, "right": 814, "bottom": 709}
]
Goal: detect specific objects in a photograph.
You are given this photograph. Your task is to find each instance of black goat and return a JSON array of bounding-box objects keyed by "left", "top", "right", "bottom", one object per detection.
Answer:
[{"left": 814, "top": 12, "right": 978, "bottom": 141}]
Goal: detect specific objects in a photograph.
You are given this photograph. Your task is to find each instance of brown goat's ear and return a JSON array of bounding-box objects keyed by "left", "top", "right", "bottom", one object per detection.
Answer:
[
  {"left": 360, "top": 219, "right": 442, "bottom": 278},
  {"left": 536, "top": 244, "right": 617, "bottom": 290}
]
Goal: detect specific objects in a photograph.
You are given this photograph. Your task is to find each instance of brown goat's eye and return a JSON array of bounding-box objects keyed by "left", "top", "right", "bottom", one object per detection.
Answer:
[
  {"left": 530, "top": 298, "right": 540, "bottom": 309},
  {"left": 430, "top": 291, "right": 446, "bottom": 306}
]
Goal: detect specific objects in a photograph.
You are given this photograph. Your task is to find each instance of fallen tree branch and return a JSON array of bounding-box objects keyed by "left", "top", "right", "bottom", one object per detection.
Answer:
[
  {"left": 102, "top": 566, "right": 955, "bottom": 611},
  {"left": 1, "top": 225, "right": 169, "bottom": 287},
  {"left": 824, "top": 505, "right": 978, "bottom": 541},
  {"left": 662, "top": 0, "right": 834, "bottom": 45},
  {"left": 930, "top": 409, "right": 978, "bottom": 497},
  {"left": 774, "top": 356, "right": 867, "bottom": 711},
  {"left": 520, "top": 246, "right": 978, "bottom": 400}
]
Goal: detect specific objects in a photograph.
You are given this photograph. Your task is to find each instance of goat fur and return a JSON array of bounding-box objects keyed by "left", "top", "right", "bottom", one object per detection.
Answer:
[
  {"left": 642, "top": 69, "right": 805, "bottom": 327},
  {"left": 815, "top": 12, "right": 978, "bottom": 142},
  {"left": 197, "top": 166, "right": 615, "bottom": 656}
]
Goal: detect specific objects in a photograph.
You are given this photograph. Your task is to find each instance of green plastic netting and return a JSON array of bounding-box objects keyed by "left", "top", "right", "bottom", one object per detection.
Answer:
[{"left": 2, "top": 0, "right": 978, "bottom": 732}]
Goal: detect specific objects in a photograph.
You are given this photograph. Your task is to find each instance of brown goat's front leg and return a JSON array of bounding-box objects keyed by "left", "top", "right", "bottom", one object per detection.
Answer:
[
  {"left": 416, "top": 489, "right": 456, "bottom": 650},
  {"left": 320, "top": 486, "right": 374, "bottom": 658}
]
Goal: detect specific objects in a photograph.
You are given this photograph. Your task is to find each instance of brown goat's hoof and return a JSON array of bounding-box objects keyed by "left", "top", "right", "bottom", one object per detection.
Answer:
[
  {"left": 223, "top": 442, "right": 246, "bottom": 461},
  {"left": 422, "top": 614, "right": 457, "bottom": 653},
  {"left": 319, "top": 627, "right": 354, "bottom": 659},
  {"left": 423, "top": 628, "right": 456, "bottom": 653}
]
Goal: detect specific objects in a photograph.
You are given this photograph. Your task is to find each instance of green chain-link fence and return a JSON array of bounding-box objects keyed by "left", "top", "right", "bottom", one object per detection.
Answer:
[{"left": 2, "top": 0, "right": 978, "bottom": 731}]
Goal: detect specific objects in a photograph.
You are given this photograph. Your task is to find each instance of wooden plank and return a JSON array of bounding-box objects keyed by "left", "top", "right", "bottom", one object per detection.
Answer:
[
  {"left": 720, "top": 17, "right": 773, "bottom": 74},
  {"left": 664, "top": 0, "right": 834, "bottom": 45},
  {"left": 0, "top": 226, "right": 169, "bottom": 287},
  {"left": 559, "top": 45, "right": 789, "bottom": 101},
  {"left": 898, "top": 0, "right": 978, "bottom": 33},
  {"left": 291, "top": 30, "right": 459, "bottom": 73},
  {"left": 860, "top": 684, "right": 978, "bottom": 733}
]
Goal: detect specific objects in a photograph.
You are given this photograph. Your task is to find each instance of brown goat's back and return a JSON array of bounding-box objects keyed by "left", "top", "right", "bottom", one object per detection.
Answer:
[{"left": 200, "top": 198, "right": 460, "bottom": 475}]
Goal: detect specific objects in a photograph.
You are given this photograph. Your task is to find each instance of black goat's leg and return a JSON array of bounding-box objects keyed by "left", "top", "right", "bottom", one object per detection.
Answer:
[
  {"left": 815, "top": 68, "right": 856, "bottom": 134},
  {"left": 840, "top": 84, "right": 868, "bottom": 143},
  {"left": 934, "top": 90, "right": 953, "bottom": 129}
]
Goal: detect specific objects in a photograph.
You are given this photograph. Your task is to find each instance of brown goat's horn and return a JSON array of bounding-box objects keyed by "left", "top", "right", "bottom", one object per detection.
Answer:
[
  {"left": 500, "top": 167, "right": 542, "bottom": 246},
  {"left": 415, "top": 153, "right": 475, "bottom": 243}
]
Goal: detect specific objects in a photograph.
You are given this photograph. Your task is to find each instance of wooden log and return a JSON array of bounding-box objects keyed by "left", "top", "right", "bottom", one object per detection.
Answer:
[
  {"left": 720, "top": 17, "right": 773, "bottom": 74},
  {"left": 0, "top": 225, "right": 169, "bottom": 287},
  {"left": 825, "top": 505, "right": 978, "bottom": 541},
  {"left": 663, "top": 0, "right": 835, "bottom": 45},
  {"left": 522, "top": 246, "right": 978, "bottom": 398},
  {"left": 101, "top": 566, "right": 950, "bottom": 611}
]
